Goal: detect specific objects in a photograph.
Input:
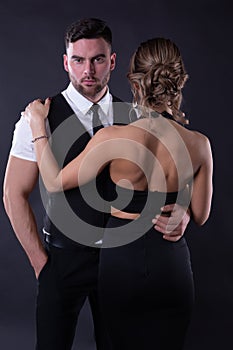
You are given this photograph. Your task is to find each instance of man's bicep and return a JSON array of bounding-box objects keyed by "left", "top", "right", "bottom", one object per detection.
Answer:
[{"left": 4, "top": 156, "right": 39, "bottom": 196}]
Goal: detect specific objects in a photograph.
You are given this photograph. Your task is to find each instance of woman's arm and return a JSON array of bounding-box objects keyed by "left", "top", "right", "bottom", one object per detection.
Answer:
[
  {"left": 24, "top": 99, "right": 111, "bottom": 192},
  {"left": 190, "top": 135, "right": 213, "bottom": 225}
]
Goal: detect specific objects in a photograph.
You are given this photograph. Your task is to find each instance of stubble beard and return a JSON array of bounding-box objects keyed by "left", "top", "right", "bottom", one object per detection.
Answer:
[{"left": 69, "top": 71, "right": 110, "bottom": 100}]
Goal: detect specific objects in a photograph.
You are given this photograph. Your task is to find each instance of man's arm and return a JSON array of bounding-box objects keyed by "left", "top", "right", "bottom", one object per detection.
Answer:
[
  {"left": 152, "top": 204, "right": 191, "bottom": 242},
  {"left": 3, "top": 155, "right": 48, "bottom": 279}
]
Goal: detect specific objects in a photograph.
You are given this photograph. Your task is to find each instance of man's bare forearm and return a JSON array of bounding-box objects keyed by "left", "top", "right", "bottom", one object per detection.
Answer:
[{"left": 3, "top": 192, "right": 47, "bottom": 278}]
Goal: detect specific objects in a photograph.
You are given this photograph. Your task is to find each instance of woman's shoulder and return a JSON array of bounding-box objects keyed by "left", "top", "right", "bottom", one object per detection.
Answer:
[
  {"left": 189, "top": 129, "right": 211, "bottom": 146},
  {"left": 100, "top": 123, "right": 135, "bottom": 135},
  {"left": 175, "top": 121, "right": 210, "bottom": 143},
  {"left": 181, "top": 127, "right": 212, "bottom": 162},
  {"left": 193, "top": 131, "right": 212, "bottom": 157},
  {"left": 93, "top": 124, "right": 129, "bottom": 141}
]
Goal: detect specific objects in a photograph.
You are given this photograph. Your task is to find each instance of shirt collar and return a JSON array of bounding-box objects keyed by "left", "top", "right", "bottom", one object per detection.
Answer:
[{"left": 64, "top": 83, "right": 112, "bottom": 116}]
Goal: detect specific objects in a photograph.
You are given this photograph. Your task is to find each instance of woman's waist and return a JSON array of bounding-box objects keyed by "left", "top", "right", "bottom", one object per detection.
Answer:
[
  {"left": 110, "top": 206, "right": 172, "bottom": 220},
  {"left": 111, "top": 207, "right": 141, "bottom": 220}
]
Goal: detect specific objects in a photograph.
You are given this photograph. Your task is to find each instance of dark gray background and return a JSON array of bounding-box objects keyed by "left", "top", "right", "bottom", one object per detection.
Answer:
[{"left": 0, "top": 0, "right": 232, "bottom": 349}]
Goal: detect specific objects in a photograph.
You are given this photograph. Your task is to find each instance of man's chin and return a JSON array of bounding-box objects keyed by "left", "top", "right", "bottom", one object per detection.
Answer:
[{"left": 78, "top": 85, "right": 103, "bottom": 98}]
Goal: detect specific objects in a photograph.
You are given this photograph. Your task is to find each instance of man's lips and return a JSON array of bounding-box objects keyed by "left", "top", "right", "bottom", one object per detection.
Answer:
[{"left": 82, "top": 79, "right": 96, "bottom": 85}]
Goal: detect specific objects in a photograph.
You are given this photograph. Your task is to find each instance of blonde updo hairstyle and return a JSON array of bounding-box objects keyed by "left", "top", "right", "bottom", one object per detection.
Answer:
[{"left": 127, "top": 38, "right": 189, "bottom": 124}]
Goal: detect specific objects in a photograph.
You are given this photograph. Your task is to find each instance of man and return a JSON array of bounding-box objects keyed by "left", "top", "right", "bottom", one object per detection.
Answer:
[{"left": 3, "top": 18, "right": 190, "bottom": 350}]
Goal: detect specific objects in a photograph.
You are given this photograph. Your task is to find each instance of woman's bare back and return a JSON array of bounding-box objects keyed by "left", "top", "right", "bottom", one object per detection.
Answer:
[{"left": 109, "top": 116, "right": 208, "bottom": 193}]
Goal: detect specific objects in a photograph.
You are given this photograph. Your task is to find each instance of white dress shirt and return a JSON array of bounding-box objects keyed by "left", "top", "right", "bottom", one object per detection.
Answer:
[{"left": 10, "top": 83, "right": 114, "bottom": 162}]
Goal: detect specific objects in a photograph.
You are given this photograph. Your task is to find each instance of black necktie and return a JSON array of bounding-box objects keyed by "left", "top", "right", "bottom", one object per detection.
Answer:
[
  {"left": 129, "top": 107, "right": 138, "bottom": 123},
  {"left": 91, "top": 104, "right": 103, "bottom": 134}
]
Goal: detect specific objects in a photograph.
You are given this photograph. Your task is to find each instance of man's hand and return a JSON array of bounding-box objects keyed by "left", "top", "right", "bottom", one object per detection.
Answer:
[
  {"left": 3, "top": 156, "right": 49, "bottom": 280},
  {"left": 34, "top": 254, "right": 49, "bottom": 280},
  {"left": 152, "top": 204, "right": 190, "bottom": 242}
]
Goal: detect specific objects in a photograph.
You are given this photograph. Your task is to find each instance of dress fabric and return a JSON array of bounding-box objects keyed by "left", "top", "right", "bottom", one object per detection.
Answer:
[{"left": 99, "top": 180, "right": 194, "bottom": 350}]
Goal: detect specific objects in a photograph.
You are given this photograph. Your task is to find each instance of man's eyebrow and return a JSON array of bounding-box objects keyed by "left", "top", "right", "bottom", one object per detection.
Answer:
[
  {"left": 71, "top": 54, "right": 106, "bottom": 60},
  {"left": 71, "top": 55, "right": 83, "bottom": 60}
]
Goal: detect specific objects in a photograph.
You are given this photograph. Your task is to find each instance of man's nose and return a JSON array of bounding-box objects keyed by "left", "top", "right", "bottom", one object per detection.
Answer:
[{"left": 84, "top": 60, "right": 95, "bottom": 75}]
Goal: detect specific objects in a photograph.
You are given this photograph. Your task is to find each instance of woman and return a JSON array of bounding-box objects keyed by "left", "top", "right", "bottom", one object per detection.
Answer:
[{"left": 24, "top": 38, "right": 213, "bottom": 349}]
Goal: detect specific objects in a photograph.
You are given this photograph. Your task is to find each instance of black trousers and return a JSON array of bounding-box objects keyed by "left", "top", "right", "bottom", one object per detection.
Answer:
[
  {"left": 36, "top": 244, "right": 111, "bottom": 350},
  {"left": 99, "top": 216, "right": 195, "bottom": 350}
]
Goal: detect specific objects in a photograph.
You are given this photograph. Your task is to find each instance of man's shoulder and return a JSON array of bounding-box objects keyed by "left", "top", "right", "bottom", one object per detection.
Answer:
[
  {"left": 49, "top": 93, "right": 74, "bottom": 115},
  {"left": 50, "top": 92, "right": 65, "bottom": 102}
]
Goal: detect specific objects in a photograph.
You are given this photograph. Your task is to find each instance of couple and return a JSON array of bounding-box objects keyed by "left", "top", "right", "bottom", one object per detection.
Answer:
[{"left": 4, "top": 17, "right": 213, "bottom": 350}]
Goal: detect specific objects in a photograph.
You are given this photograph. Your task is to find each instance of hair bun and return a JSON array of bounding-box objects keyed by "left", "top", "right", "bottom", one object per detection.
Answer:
[{"left": 128, "top": 37, "right": 189, "bottom": 124}]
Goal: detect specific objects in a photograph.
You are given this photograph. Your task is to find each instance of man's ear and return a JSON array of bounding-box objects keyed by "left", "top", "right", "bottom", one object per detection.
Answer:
[
  {"left": 110, "top": 52, "right": 116, "bottom": 71},
  {"left": 63, "top": 54, "right": 69, "bottom": 72}
]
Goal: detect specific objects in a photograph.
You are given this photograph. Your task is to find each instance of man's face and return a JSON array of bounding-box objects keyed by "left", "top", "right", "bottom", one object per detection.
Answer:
[{"left": 64, "top": 38, "right": 116, "bottom": 102}]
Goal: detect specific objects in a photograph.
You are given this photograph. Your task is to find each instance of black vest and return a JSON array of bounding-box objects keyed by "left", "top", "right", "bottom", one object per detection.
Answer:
[{"left": 42, "top": 93, "right": 131, "bottom": 246}]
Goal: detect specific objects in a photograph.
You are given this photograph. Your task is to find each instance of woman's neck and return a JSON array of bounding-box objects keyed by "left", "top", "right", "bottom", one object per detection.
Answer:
[{"left": 154, "top": 106, "right": 173, "bottom": 115}]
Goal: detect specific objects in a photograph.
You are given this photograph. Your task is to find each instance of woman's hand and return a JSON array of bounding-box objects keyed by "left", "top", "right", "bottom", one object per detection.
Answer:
[{"left": 23, "top": 97, "right": 51, "bottom": 128}]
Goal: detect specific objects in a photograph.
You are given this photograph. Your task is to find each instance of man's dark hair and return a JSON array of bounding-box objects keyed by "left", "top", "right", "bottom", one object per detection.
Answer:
[{"left": 65, "top": 18, "right": 112, "bottom": 49}]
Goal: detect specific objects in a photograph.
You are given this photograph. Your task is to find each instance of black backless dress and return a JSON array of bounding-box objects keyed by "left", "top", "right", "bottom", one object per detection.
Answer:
[{"left": 99, "top": 178, "right": 194, "bottom": 350}]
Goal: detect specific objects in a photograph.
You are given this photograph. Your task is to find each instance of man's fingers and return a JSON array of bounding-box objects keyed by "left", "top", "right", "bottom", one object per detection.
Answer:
[
  {"left": 152, "top": 216, "right": 181, "bottom": 228},
  {"left": 160, "top": 204, "right": 175, "bottom": 212},
  {"left": 162, "top": 234, "right": 182, "bottom": 242},
  {"left": 153, "top": 219, "right": 183, "bottom": 234},
  {"left": 153, "top": 224, "right": 174, "bottom": 233},
  {"left": 153, "top": 216, "right": 179, "bottom": 225},
  {"left": 153, "top": 223, "right": 176, "bottom": 235}
]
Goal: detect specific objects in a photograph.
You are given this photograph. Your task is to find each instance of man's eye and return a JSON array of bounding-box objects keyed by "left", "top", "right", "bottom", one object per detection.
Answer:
[
  {"left": 95, "top": 57, "right": 105, "bottom": 63},
  {"left": 74, "top": 59, "right": 83, "bottom": 63}
]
